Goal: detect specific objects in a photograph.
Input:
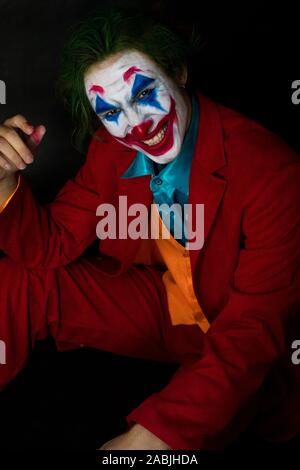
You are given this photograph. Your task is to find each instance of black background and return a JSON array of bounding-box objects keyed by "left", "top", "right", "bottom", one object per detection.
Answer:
[{"left": 0, "top": 0, "right": 299, "bottom": 455}]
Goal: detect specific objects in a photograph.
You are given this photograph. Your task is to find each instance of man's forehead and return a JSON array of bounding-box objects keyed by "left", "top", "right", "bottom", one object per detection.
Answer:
[{"left": 86, "top": 51, "right": 161, "bottom": 89}]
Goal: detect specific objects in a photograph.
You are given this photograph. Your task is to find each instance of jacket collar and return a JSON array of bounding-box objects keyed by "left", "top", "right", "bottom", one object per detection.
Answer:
[{"left": 114, "top": 93, "right": 226, "bottom": 178}]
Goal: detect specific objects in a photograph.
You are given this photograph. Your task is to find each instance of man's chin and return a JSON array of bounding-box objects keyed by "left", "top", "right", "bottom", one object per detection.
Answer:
[
  {"left": 143, "top": 144, "right": 181, "bottom": 164},
  {"left": 147, "top": 154, "right": 177, "bottom": 164}
]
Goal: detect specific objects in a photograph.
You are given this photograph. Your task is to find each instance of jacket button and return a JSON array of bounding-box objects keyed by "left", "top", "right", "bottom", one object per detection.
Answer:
[{"left": 194, "top": 313, "right": 202, "bottom": 322}]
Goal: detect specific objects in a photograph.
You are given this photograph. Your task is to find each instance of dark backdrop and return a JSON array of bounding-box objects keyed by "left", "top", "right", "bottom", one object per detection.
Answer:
[
  {"left": 0, "top": 0, "right": 300, "bottom": 200},
  {"left": 0, "top": 0, "right": 299, "bottom": 455}
]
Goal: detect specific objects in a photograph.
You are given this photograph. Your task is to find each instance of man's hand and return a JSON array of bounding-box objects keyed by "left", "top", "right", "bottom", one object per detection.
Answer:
[
  {"left": 0, "top": 114, "right": 45, "bottom": 181},
  {"left": 99, "top": 424, "right": 172, "bottom": 450}
]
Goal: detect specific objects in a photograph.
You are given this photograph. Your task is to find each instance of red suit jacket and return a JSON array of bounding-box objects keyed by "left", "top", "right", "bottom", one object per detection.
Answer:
[{"left": 0, "top": 94, "right": 300, "bottom": 449}]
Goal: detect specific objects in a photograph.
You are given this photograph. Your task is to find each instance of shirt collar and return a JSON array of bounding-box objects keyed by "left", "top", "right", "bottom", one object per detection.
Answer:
[{"left": 121, "top": 94, "right": 200, "bottom": 193}]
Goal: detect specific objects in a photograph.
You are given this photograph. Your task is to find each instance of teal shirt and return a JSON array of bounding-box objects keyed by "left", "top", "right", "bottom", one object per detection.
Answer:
[{"left": 121, "top": 95, "right": 199, "bottom": 245}]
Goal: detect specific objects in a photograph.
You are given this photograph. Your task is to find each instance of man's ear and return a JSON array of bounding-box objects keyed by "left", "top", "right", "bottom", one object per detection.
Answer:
[{"left": 178, "top": 65, "right": 188, "bottom": 88}]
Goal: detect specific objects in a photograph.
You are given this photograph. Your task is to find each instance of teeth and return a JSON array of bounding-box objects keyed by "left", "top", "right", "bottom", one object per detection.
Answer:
[{"left": 142, "top": 124, "right": 167, "bottom": 146}]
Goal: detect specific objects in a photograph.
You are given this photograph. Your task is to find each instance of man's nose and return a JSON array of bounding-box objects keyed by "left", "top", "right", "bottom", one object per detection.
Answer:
[{"left": 130, "top": 119, "right": 153, "bottom": 139}]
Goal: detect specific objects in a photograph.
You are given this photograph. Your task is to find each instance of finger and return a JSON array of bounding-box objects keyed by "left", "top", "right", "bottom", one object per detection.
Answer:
[
  {"left": 0, "top": 153, "right": 12, "bottom": 171},
  {"left": 27, "top": 125, "right": 46, "bottom": 150},
  {"left": 0, "top": 126, "right": 33, "bottom": 164},
  {"left": 0, "top": 137, "right": 27, "bottom": 170},
  {"left": 4, "top": 114, "right": 33, "bottom": 135}
]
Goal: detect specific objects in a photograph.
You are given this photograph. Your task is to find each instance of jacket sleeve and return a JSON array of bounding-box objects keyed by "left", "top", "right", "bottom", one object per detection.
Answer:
[
  {"left": 0, "top": 136, "right": 102, "bottom": 268},
  {"left": 126, "top": 162, "right": 300, "bottom": 450},
  {"left": 0, "top": 174, "right": 21, "bottom": 214}
]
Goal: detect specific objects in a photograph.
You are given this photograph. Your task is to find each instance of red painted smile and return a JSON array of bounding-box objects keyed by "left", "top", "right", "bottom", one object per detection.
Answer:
[{"left": 118, "top": 98, "right": 177, "bottom": 157}]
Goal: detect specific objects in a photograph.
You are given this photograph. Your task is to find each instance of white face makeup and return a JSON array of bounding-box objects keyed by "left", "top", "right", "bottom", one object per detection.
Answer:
[{"left": 84, "top": 50, "right": 190, "bottom": 164}]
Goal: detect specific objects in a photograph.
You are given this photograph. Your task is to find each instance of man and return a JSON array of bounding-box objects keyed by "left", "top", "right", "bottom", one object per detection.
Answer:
[{"left": 0, "top": 8, "right": 300, "bottom": 450}]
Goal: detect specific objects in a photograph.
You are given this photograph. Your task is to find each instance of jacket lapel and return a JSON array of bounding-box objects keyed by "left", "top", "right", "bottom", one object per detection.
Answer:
[
  {"left": 99, "top": 147, "right": 153, "bottom": 274},
  {"left": 189, "top": 94, "right": 227, "bottom": 275}
]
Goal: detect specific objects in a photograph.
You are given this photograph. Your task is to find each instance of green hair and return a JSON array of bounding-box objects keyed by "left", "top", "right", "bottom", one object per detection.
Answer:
[{"left": 58, "top": 6, "right": 197, "bottom": 151}]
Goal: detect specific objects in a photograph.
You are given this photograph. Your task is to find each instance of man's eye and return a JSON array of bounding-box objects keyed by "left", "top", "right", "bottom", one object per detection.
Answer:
[
  {"left": 105, "top": 109, "right": 121, "bottom": 117},
  {"left": 137, "top": 88, "right": 152, "bottom": 101},
  {"left": 102, "top": 108, "right": 121, "bottom": 122}
]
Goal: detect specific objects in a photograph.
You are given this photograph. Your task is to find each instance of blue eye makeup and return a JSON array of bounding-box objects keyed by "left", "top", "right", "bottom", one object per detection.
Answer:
[
  {"left": 95, "top": 95, "right": 121, "bottom": 124},
  {"left": 135, "top": 87, "right": 165, "bottom": 111},
  {"left": 103, "top": 109, "right": 121, "bottom": 123},
  {"left": 131, "top": 74, "right": 155, "bottom": 97},
  {"left": 136, "top": 88, "right": 155, "bottom": 101},
  {"left": 131, "top": 74, "right": 166, "bottom": 112}
]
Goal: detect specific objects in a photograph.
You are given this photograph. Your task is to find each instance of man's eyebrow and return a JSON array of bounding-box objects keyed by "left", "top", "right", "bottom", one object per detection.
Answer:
[
  {"left": 89, "top": 84, "right": 105, "bottom": 95},
  {"left": 131, "top": 74, "right": 155, "bottom": 98},
  {"left": 95, "top": 95, "right": 119, "bottom": 114},
  {"left": 123, "top": 66, "right": 142, "bottom": 82}
]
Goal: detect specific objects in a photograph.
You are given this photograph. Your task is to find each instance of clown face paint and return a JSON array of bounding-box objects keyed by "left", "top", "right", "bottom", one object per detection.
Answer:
[{"left": 84, "top": 51, "right": 190, "bottom": 164}]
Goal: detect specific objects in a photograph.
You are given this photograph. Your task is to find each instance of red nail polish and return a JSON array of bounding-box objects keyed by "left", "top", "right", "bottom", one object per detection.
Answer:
[{"left": 30, "top": 134, "right": 40, "bottom": 145}]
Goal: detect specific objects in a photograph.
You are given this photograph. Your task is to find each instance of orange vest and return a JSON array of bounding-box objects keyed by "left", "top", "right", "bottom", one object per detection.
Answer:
[{"left": 134, "top": 203, "right": 210, "bottom": 334}]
